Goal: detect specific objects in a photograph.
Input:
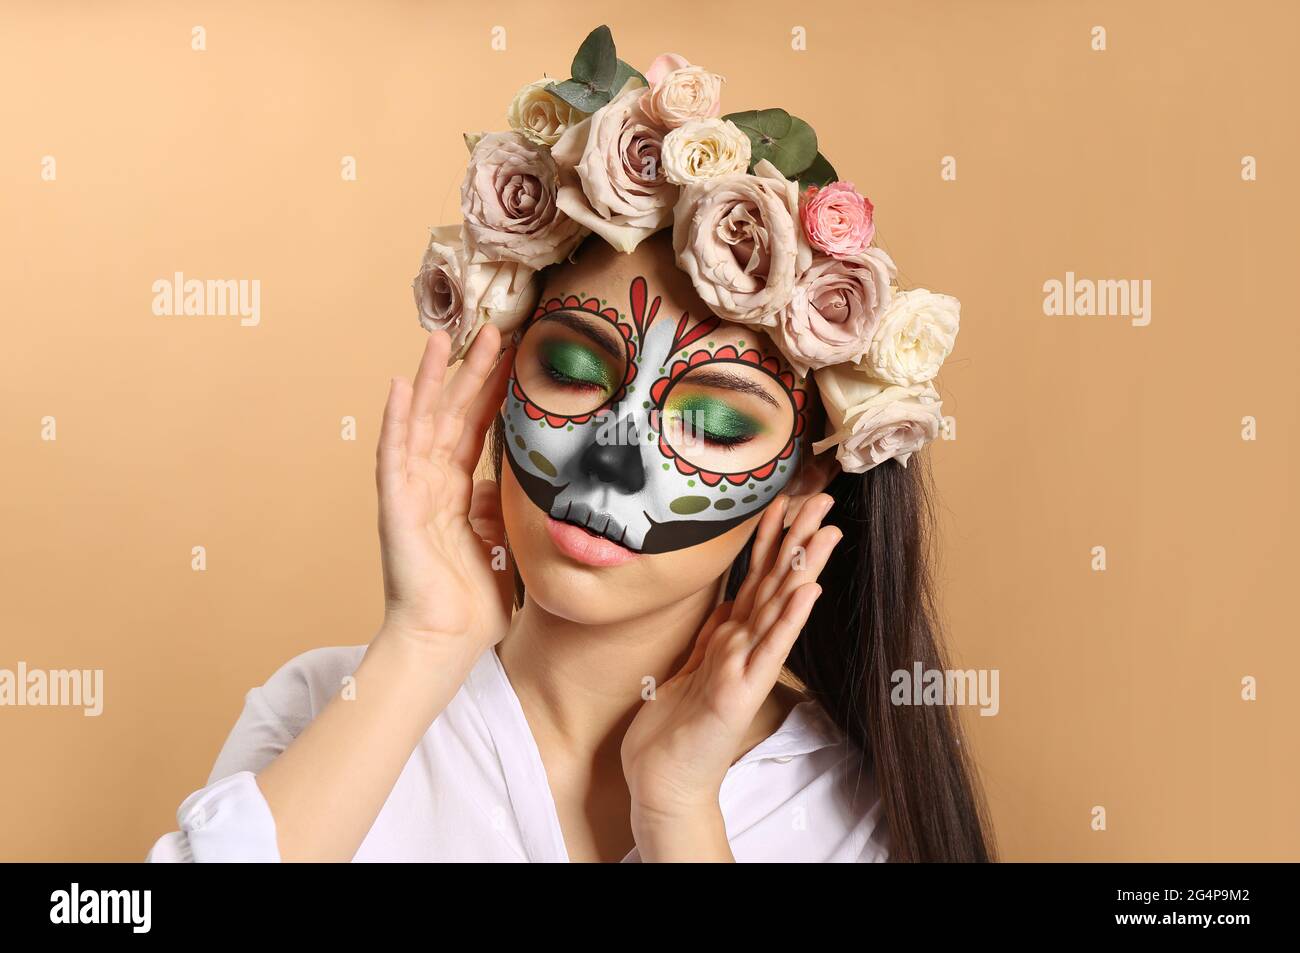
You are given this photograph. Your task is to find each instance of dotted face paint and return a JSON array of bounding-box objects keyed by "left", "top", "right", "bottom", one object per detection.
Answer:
[{"left": 502, "top": 276, "right": 809, "bottom": 555}]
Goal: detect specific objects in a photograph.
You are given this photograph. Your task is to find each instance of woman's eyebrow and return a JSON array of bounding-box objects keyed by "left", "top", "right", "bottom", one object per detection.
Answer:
[
  {"left": 686, "top": 369, "right": 780, "bottom": 408},
  {"left": 545, "top": 310, "right": 623, "bottom": 359}
]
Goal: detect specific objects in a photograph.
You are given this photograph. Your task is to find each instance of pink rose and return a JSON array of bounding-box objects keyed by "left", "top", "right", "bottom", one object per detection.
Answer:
[
  {"left": 551, "top": 86, "right": 677, "bottom": 253},
  {"left": 771, "top": 248, "right": 897, "bottom": 376},
  {"left": 672, "top": 159, "right": 812, "bottom": 326},
  {"left": 645, "top": 53, "right": 691, "bottom": 86},
  {"left": 460, "top": 131, "right": 586, "bottom": 270},
  {"left": 800, "top": 181, "right": 875, "bottom": 259}
]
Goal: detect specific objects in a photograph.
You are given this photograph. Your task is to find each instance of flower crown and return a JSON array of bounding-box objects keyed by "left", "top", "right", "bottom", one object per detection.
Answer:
[{"left": 413, "top": 25, "right": 959, "bottom": 474}]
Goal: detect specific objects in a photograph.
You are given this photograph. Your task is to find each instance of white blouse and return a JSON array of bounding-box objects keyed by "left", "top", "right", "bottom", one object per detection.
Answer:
[{"left": 146, "top": 644, "right": 889, "bottom": 862}]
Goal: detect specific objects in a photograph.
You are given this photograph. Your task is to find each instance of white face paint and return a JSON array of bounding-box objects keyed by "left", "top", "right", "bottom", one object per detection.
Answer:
[{"left": 502, "top": 278, "right": 808, "bottom": 555}]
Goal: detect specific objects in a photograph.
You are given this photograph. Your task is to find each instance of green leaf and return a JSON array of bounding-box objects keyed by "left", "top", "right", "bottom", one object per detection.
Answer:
[
  {"left": 612, "top": 58, "right": 647, "bottom": 93},
  {"left": 723, "top": 108, "right": 819, "bottom": 178},
  {"left": 546, "top": 79, "right": 610, "bottom": 114},
  {"left": 570, "top": 25, "right": 617, "bottom": 90},
  {"left": 797, "top": 152, "right": 837, "bottom": 189}
]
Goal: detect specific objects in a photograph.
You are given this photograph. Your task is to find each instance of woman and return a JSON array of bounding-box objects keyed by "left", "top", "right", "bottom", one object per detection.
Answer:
[{"left": 147, "top": 32, "right": 993, "bottom": 863}]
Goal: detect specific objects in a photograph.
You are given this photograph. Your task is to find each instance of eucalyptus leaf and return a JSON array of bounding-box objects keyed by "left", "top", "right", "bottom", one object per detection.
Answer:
[
  {"left": 796, "top": 152, "right": 837, "bottom": 189},
  {"left": 761, "top": 116, "right": 818, "bottom": 177},
  {"left": 546, "top": 78, "right": 611, "bottom": 114},
  {"left": 723, "top": 108, "right": 819, "bottom": 176},
  {"left": 570, "top": 25, "right": 617, "bottom": 90},
  {"left": 723, "top": 108, "right": 794, "bottom": 153},
  {"left": 612, "top": 58, "right": 647, "bottom": 93}
]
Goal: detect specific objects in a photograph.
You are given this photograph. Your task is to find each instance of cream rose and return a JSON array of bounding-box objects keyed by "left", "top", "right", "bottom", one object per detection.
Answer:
[
  {"left": 643, "top": 62, "right": 724, "bottom": 129},
  {"left": 864, "top": 288, "right": 960, "bottom": 386},
  {"left": 771, "top": 248, "right": 897, "bottom": 377},
  {"left": 811, "top": 363, "right": 943, "bottom": 472},
  {"left": 460, "top": 131, "right": 586, "bottom": 270},
  {"left": 507, "top": 78, "right": 586, "bottom": 147},
  {"left": 672, "top": 159, "right": 812, "bottom": 326},
  {"left": 550, "top": 85, "right": 677, "bottom": 253},
  {"left": 413, "top": 225, "right": 539, "bottom": 360},
  {"left": 661, "top": 118, "right": 751, "bottom": 185}
]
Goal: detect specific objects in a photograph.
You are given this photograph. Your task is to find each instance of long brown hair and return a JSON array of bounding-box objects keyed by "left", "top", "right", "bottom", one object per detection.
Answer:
[{"left": 726, "top": 457, "right": 995, "bottom": 861}]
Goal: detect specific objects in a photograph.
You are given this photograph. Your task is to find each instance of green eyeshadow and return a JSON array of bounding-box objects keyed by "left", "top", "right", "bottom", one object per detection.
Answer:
[
  {"left": 541, "top": 339, "right": 612, "bottom": 389},
  {"left": 666, "top": 393, "right": 762, "bottom": 440}
]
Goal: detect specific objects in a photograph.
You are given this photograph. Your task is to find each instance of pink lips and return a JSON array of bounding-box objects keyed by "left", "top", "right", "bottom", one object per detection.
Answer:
[{"left": 545, "top": 517, "right": 639, "bottom": 567}]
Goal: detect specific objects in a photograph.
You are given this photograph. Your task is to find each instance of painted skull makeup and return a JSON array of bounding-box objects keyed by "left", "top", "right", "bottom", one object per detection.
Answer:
[{"left": 502, "top": 276, "right": 809, "bottom": 554}]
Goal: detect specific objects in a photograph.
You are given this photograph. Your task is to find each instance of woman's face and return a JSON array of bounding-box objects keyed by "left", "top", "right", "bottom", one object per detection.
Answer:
[{"left": 499, "top": 232, "right": 813, "bottom": 625}]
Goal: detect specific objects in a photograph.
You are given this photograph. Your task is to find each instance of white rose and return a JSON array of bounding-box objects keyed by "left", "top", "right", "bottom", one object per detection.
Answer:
[
  {"left": 507, "top": 79, "right": 586, "bottom": 147},
  {"left": 413, "top": 225, "right": 539, "bottom": 360},
  {"left": 811, "top": 362, "right": 943, "bottom": 472},
  {"left": 863, "top": 288, "right": 960, "bottom": 386},
  {"left": 661, "top": 118, "right": 751, "bottom": 185}
]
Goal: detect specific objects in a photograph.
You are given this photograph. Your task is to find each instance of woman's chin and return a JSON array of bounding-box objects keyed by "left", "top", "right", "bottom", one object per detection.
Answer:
[{"left": 518, "top": 564, "right": 650, "bottom": 626}]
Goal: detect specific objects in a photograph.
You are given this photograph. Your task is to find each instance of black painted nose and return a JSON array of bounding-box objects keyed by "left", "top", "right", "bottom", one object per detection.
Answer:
[{"left": 579, "top": 428, "right": 646, "bottom": 493}]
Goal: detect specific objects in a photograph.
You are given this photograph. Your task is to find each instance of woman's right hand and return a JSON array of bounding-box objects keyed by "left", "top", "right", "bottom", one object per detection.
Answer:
[{"left": 375, "top": 324, "right": 516, "bottom": 653}]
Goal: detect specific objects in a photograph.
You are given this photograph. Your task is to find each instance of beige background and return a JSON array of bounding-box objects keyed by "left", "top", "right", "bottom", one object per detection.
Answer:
[{"left": 1, "top": 0, "right": 1296, "bottom": 861}]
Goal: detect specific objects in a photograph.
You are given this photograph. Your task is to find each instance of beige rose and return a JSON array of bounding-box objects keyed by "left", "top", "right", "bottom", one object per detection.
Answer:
[
  {"left": 550, "top": 86, "right": 677, "bottom": 253},
  {"left": 460, "top": 131, "right": 586, "bottom": 270},
  {"left": 661, "top": 118, "right": 751, "bottom": 185},
  {"left": 413, "top": 225, "right": 539, "bottom": 360},
  {"left": 644, "top": 64, "right": 724, "bottom": 129},
  {"left": 771, "top": 248, "right": 897, "bottom": 376},
  {"left": 864, "top": 288, "right": 960, "bottom": 386},
  {"left": 811, "top": 362, "right": 943, "bottom": 472},
  {"left": 672, "top": 159, "right": 812, "bottom": 326},
  {"left": 507, "top": 78, "right": 587, "bottom": 147}
]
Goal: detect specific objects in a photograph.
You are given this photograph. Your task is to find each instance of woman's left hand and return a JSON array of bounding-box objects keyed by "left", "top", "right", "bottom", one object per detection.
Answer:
[{"left": 620, "top": 492, "right": 842, "bottom": 861}]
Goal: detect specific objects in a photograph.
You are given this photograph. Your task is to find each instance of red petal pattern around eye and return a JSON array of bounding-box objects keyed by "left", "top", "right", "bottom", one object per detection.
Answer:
[{"left": 644, "top": 342, "right": 810, "bottom": 487}]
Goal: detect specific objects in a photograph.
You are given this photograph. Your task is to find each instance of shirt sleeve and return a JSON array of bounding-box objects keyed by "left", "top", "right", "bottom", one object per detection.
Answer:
[{"left": 145, "top": 646, "right": 365, "bottom": 863}]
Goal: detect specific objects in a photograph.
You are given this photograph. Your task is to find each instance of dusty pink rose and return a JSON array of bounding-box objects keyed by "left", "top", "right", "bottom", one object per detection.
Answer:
[
  {"left": 771, "top": 248, "right": 897, "bottom": 376},
  {"left": 413, "top": 225, "right": 539, "bottom": 361},
  {"left": 672, "top": 159, "right": 812, "bottom": 326},
  {"left": 811, "top": 364, "right": 942, "bottom": 473},
  {"left": 800, "top": 181, "right": 875, "bottom": 259},
  {"left": 551, "top": 85, "right": 677, "bottom": 253},
  {"left": 460, "top": 131, "right": 586, "bottom": 270}
]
